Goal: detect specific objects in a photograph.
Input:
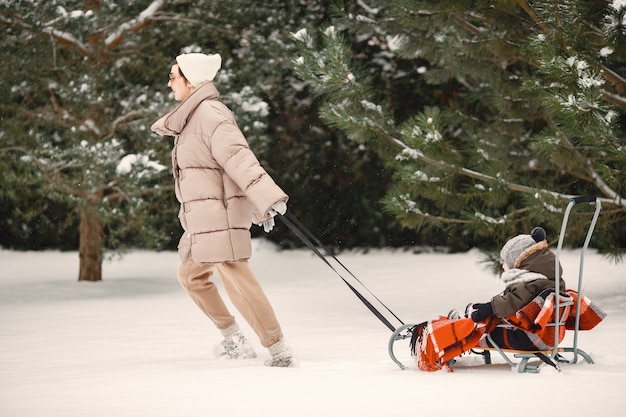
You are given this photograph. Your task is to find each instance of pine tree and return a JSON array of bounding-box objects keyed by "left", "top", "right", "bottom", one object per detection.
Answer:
[
  {"left": 159, "top": 0, "right": 421, "bottom": 249},
  {"left": 0, "top": 0, "right": 421, "bottom": 287},
  {"left": 292, "top": 0, "right": 626, "bottom": 258},
  {"left": 0, "top": 0, "right": 196, "bottom": 280}
]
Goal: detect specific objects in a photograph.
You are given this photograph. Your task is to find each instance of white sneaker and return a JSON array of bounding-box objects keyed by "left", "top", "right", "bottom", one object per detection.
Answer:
[
  {"left": 265, "top": 340, "right": 295, "bottom": 367},
  {"left": 218, "top": 332, "right": 257, "bottom": 359},
  {"left": 264, "top": 351, "right": 295, "bottom": 368}
]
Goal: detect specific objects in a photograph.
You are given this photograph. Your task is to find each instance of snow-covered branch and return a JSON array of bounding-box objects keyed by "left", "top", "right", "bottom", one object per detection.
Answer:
[
  {"left": 0, "top": 13, "right": 90, "bottom": 55},
  {"left": 356, "top": 0, "right": 381, "bottom": 16},
  {"left": 600, "top": 64, "right": 626, "bottom": 94},
  {"left": 388, "top": 134, "right": 626, "bottom": 209},
  {"left": 0, "top": 145, "right": 27, "bottom": 155},
  {"left": 42, "top": 26, "right": 90, "bottom": 55},
  {"left": 105, "top": 0, "right": 166, "bottom": 50},
  {"left": 515, "top": 0, "right": 548, "bottom": 31},
  {"left": 103, "top": 111, "right": 144, "bottom": 141},
  {"left": 602, "top": 90, "right": 626, "bottom": 109},
  {"left": 586, "top": 160, "right": 625, "bottom": 207}
]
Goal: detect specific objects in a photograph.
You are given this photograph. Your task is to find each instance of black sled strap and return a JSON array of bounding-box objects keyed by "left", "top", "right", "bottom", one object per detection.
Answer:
[
  {"left": 277, "top": 212, "right": 403, "bottom": 332},
  {"left": 534, "top": 352, "right": 561, "bottom": 372}
]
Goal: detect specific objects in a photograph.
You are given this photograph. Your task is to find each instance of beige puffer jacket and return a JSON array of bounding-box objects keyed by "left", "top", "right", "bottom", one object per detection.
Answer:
[{"left": 151, "top": 82, "right": 288, "bottom": 263}]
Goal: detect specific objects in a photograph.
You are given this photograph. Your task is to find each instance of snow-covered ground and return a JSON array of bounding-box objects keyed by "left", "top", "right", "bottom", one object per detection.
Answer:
[{"left": 1, "top": 239, "right": 625, "bottom": 416}]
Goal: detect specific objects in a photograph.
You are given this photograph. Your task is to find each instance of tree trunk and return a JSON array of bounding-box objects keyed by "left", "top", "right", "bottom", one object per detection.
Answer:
[{"left": 78, "top": 203, "right": 104, "bottom": 282}]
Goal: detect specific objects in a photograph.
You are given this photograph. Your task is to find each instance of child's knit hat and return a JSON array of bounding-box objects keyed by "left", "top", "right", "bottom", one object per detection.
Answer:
[{"left": 499, "top": 227, "right": 547, "bottom": 269}]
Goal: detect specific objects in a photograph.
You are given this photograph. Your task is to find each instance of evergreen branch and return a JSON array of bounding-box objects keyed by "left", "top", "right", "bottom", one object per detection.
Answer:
[
  {"left": 600, "top": 64, "right": 626, "bottom": 95},
  {"left": 602, "top": 90, "right": 626, "bottom": 109},
  {"left": 451, "top": 15, "right": 482, "bottom": 36},
  {"left": 545, "top": 116, "right": 624, "bottom": 209},
  {"left": 410, "top": 212, "right": 470, "bottom": 225},
  {"left": 385, "top": 129, "right": 625, "bottom": 209},
  {"left": 148, "top": 15, "right": 222, "bottom": 27},
  {"left": 105, "top": 0, "right": 166, "bottom": 50},
  {"left": 41, "top": 27, "right": 90, "bottom": 56},
  {"left": 46, "top": 84, "right": 67, "bottom": 121},
  {"left": 0, "top": 12, "right": 90, "bottom": 56},
  {"left": 515, "top": 0, "right": 548, "bottom": 31},
  {"left": 355, "top": 0, "right": 380, "bottom": 16},
  {"left": 102, "top": 181, "right": 128, "bottom": 203},
  {"left": 31, "top": 159, "right": 85, "bottom": 197},
  {"left": 394, "top": 198, "right": 534, "bottom": 227},
  {"left": 553, "top": 0, "right": 564, "bottom": 48},
  {"left": 105, "top": 183, "right": 174, "bottom": 202},
  {"left": 103, "top": 111, "right": 145, "bottom": 141},
  {"left": 0, "top": 146, "right": 27, "bottom": 155},
  {"left": 586, "top": 159, "right": 624, "bottom": 207}
]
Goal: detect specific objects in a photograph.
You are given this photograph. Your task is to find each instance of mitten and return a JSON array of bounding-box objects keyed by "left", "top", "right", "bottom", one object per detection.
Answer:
[
  {"left": 469, "top": 302, "right": 494, "bottom": 322},
  {"left": 259, "top": 202, "right": 287, "bottom": 233},
  {"left": 270, "top": 201, "right": 287, "bottom": 216},
  {"left": 261, "top": 218, "right": 275, "bottom": 233}
]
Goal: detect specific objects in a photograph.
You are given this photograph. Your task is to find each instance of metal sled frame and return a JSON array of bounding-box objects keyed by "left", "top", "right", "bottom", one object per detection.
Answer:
[
  {"left": 388, "top": 196, "right": 602, "bottom": 372},
  {"left": 388, "top": 323, "right": 418, "bottom": 370}
]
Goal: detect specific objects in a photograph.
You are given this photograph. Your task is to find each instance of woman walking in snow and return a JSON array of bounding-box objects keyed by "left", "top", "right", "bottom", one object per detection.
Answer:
[{"left": 151, "top": 52, "right": 293, "bottom": 367}]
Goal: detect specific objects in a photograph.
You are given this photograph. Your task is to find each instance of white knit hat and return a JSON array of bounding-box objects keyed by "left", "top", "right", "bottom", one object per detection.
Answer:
[
  {"left": 499, "top": 227, "right": 547, "bottom": 269},
  {"left": 176, "top": 53, "right": 222, "bottom": 86}
]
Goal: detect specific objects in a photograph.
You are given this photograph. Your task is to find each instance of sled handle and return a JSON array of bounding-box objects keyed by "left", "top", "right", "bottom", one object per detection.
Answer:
[
  {"left": 553, "top": 196, "right": 601, "bottom": 362},
  {"left": 571, "top": 195, "right": 597, "bottom": 205}
]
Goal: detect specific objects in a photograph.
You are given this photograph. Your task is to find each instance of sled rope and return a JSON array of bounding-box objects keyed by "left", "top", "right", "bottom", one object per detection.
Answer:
[
  {"left": 278, "top": 212, "right": 404, "bottom": 332},
  {"left": 534, "top": 352, "right": 561, "bottom": 372}
]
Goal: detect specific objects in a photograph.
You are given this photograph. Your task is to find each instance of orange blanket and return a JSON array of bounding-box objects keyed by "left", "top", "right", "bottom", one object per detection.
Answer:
[{"left": 410, "top": 290, "right": 606, "bottom": 372}]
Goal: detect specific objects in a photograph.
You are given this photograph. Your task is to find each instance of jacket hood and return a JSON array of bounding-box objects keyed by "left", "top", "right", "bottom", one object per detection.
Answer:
[{"left": 501, "top": 245, "right": 563, "bottom": 282}]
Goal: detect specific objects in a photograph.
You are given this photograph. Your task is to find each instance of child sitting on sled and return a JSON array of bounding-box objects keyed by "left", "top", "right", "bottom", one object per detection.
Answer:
[
  {"left": 447, "top": 226, "right": 566, "bottom": 350},
  {"left": 411, "top": 226, "right": 606, "bottom": 371}
]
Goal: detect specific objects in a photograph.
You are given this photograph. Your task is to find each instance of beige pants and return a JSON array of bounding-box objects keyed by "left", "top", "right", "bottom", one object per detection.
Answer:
[{"left": 177, "top": 257, "right": 283, "bottom": 348}]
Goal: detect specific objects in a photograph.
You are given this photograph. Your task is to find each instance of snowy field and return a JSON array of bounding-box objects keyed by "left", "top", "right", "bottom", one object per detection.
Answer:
[{"left": 1, "top": 239, "right": 625, "bottom": 417}]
